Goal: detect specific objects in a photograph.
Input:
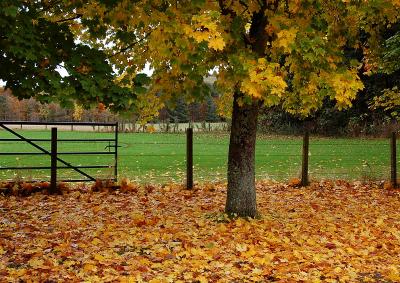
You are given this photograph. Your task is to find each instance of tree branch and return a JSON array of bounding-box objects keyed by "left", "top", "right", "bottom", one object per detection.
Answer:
[
  {"left": 108, "top": 31, "right": 153, "bottom": 58},
  {"left": 238, "top": 0, "right": 249, "bottom": 9},
  {"left": 54, "top": 14, "right": 82, "bottom": 23},
  {"left": 218, "top": 0, "right": 233, "bottom": 16}
]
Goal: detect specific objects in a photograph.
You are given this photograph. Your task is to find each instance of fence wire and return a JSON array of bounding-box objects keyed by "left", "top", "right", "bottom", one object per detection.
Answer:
[{"left": 1, "top": 129, "right": 397, "bottom": 184}]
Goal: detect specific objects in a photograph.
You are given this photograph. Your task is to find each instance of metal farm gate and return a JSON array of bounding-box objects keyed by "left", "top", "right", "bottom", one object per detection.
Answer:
[{"left": 0, "top": 121, "right": 118, "bottom": 190}]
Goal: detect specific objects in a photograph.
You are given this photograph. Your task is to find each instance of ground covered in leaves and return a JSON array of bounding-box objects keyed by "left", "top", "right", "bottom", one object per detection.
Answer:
[{"left": 1, "top": 181, "right": 400, "bottom": 282}]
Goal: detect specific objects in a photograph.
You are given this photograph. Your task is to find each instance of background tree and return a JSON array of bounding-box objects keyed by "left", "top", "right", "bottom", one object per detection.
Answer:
[
  {"left": 206, "top": 96, "right": 220, "bottom": 122},
  {"left": 370, "top": 25, "right": 400, "bottom": 117},
  {"left": 167, "top": 99, "right": 189, "bottom": 123},
  {"left": 0, "top": 95, "right": 7, "bottom": 120},
  {"left": 0, "top": 0, "right": 136, "bottom": 111}
]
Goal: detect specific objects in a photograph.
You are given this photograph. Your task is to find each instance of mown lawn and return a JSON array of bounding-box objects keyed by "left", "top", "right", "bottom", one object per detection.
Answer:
[{"left": 0, "top": 130, "right": 394, "bottom": 183}]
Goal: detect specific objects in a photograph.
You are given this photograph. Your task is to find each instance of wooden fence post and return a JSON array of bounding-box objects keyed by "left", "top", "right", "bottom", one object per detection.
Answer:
[
  {"left": 301, "top": 131, "right": 309, "bottom": 186},
  {"left": 114, "top": 122, "right": 119, "bottom": 182},
  {"left": 50, "top": 127, "right": 58, "bottom": 193},
  {"left": 186, "top": 127, "right": 193, "bottom": 189},
  {"left": 391, "top": 132, "right": 397, "bottom": 188}
]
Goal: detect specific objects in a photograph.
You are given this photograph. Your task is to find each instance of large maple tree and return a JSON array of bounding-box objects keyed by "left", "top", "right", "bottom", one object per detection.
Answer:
[
  {"left": 2, "top": 0, "right": 400, "bottom": 217},
  {"left": 87, "top": 0, "right": 398, "bottom": 217}
]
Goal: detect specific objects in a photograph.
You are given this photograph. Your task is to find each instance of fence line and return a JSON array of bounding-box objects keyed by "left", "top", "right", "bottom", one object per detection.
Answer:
[{"left": 1, "top": 123, "right": 398, "bottom": 188}]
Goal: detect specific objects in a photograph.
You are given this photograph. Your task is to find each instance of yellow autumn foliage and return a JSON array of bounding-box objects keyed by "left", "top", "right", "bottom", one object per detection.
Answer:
[
  {"left": 58, "top": 0, "right": 399, "bottom": 121},
  {"left": 240, "top": 58, "right": 287, "bottom": 105}
]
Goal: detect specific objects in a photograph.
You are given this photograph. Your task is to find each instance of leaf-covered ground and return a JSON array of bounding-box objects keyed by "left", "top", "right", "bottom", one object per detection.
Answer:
[{"left": 1, "top": 181, "right": 400, "bottom": 282}]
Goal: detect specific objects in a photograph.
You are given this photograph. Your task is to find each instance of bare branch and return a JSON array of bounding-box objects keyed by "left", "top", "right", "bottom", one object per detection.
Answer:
[
  {"left": 238, "top": 0, "right": 249, "bottom": 8},
  {"left": 108, "top": 31, "right": 153, "bottom": 59}
]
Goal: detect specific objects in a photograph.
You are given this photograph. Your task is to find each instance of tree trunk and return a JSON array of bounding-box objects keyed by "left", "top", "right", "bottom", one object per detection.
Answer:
[{"left": 225, "top": 91, "right": 260, "bottom": 218}]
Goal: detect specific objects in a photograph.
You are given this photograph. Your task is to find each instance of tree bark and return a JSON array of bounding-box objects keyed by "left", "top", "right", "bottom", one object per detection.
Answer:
[
  {"left": 225, "top": 91, "right": 260, "bottom": 217},
  {"left": 223, "top": 4, "right": 268, "bottom": 218}
]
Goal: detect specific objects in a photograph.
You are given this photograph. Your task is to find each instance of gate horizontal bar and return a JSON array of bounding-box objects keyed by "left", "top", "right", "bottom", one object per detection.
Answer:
[
  {"left": 58, "top": 152, "right": 115, "bottom": 155},
  {"left": 0, "top": 165, "right": 114, "bottom": 170},
  {"left": 59, "top": 178, "right": 117, "bottom": 183},
  {"left": 0, "top": 121, "right": 117, "bottom": 126},
  {"left": 0, "top": 138, "right": 50, "bottom": 142},
  {"left": 1, "top": 178, "right": 117, "bottom": 183},
  {"left": 0, "top": 152, "right": 115, "bottom": 155},
  {"left": 0, "top": 138, "right": 115, "bottom": 142},
  {"left": 59, "top": 139, "right": 115, "bottom": 142},
  {"left": 0, "top": 152, "right": 46, "bottom": 155}
]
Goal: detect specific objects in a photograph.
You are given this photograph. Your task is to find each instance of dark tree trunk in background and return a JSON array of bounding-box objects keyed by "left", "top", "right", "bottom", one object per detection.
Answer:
[{"left": 225, "top": 91, "right": 260, "bottom": 217}]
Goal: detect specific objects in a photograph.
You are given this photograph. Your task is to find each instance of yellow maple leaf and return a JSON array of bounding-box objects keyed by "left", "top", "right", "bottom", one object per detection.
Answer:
[
  {"left": 208, "top": 37, "right": 225, "bottom": 51},
  {"left": 326, "top": 69, "right": 363, "bottom": 110},
  {"left": 195, "top": 275, "right": 208, "bottom": 283},
  {"left": 293, "top": 250, "right": 303, "bottom": 260},
  {"left": 93, "top": 253, "right": 106, "bottom": 262},
  {"left": 275, "top": 28, "right": 298, "bottom": 52},
  {"left": 62, "top": 260, "right": 76, "bottom": 267},
  {"left": 376, "top": 217, "right": 384, "bottom": 226},
  {"left": 28, "top": 258, "right": 45, "bottom": 269},
  {"left": 334, "top": 266, "right": 342, "bottom": 273},
  {"left": 8, "top": 268, "right": 27, "bottom": 277},
  {"left": 388, "top": 266, "right": 400, "bottom": 281},
  {"left": 83, "top": 263, "right": 97, "bottom": 272},
  {"left": 241, "top": 246, "right": 257, "bottom": 258},
  {"left": 192, "top": 31, "right": 211, "bottom": 42},
  {"left": 312, "top": 253, "right": 323, "bottom": 262},
  {"left": 240, "top": 79, "right": 263, "bottom": 98},
  {"left": 254, "top": 253, "right": 274, "bottom": 265},
  {"left": 148, "top": 278, "right": 165, "bottom": 283},
  {"left": 91, "top": 238, "right": 102, "bottom": 245}
]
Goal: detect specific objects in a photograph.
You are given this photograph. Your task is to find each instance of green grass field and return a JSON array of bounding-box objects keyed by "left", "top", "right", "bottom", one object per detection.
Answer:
[{"left": 0, "top": 130, "right": 394, "bottom": 183}]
